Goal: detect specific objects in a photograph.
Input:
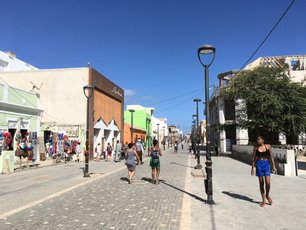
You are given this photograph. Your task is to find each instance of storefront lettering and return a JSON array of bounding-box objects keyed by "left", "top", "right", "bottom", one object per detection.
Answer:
[
  {"left": 112, "top": 87, "right": 123, "bottom": 97},
  {"left": 8, "top": 120, "right": 18, "bottom": 129}
]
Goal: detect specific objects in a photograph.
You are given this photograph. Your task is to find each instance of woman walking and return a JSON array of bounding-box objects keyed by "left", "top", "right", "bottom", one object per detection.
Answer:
[
  {"left": 149, "top": 139, "right": 163, "bottom": 184},
  {"left": 251, "top": 135, "right": 277, "bottom": 207},
  {"left": 125, "top": 143, "right": 139, "bottom": 184}
]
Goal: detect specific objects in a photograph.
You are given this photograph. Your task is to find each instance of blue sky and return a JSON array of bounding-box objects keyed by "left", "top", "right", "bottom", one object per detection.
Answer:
[{"left": 1, "top": 0, "right": 305, "bottom": 133}]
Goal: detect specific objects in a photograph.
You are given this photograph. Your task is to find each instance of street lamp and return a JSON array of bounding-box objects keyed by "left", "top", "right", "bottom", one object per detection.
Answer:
[
  {"left": 162, "top": 126, "right": 166, "bottom": 150},
  {"left": 128, "top": 109, "right": 135, "bottom": 143},
  {"left": 193, "top": 98, "right": 202, "bottom": 169},
  {"left": 83, "top": 84, "right": 94, "bottom": 178},
  {"left": 146, "top": 109, "right": 155, "bottom": 150},
  {"left": 192, "top": 114, "right": 197, "bottom": 158},
  {"left": 157, "top": 123, "right": 160, "bottom": 143},
  {"left": 198, "top": 44, "right": 216, "bottom": 204}
]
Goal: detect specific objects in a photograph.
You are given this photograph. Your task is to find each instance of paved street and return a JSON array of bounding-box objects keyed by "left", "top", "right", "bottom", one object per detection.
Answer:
[{"left": 1, "top": 147, "right": 306, "bottom": 230}]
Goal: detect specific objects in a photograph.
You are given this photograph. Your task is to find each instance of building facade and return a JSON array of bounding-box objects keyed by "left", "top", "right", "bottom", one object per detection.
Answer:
[
  {"left": 211, "top": 55, "right": 306, "bottom": 153},
  {"left": 0, "top": 51, "right": 38, "bottom": 72},
  {"left": 124, "top": 105, "right": 155, "bottom": 148},
  {"left": 0, "top": 67, "right": 124, "bottom": 159}
]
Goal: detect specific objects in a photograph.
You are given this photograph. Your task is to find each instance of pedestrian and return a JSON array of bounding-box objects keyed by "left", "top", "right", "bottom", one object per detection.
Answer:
[
  {"left": 75, "top": 142, "right": 82, "bottom": 162},
  {"left": 173, "top": 141, "right": 178, "bottom": 154},
  {"left": 148, "top": 139, "right": 163, "bottom": 184},
  {"left": 251, "top": 135, "right": 277, "bottom": 207},
  {"left": 135, "top": 139, "right": 144, "bottom": 165},
  {"left": 181, "top": 141, "right": 184, "bottom": 150},
  {"left": 214, "top": 141, "right": 219, "bottom": 156},
  {"left": 95, "top": 143, "right": 102, "bottom": 161},
  {"left": 114, "top": 140, "right": 122, "bottom": 162},
  {"left": 106, "top": 143, "right": 113, "bottom": 162},
  {"left": 125, "top": 143, "right": 139, "bottom": 184},
  {"left": 162, "top": 140, "right": 166, "bottom": 150}
]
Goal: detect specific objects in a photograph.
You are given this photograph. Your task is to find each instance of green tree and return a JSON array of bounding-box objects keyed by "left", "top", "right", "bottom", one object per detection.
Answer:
[{"left": 220, "top": 66, "right": 306, "bottom": 144}]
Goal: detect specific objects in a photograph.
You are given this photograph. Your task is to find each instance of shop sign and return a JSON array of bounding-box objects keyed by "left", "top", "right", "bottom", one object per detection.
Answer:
[
  {"left": 8, "top": 120, "right": 18, "bottom": 129},
  {"left": 59, "top": 126, "right": 79, "bottom": 137},
  {"left": 21, "top": 121, "right": 29, "bottom": 129},
  {"left": 111, "top": 86, "right": 123, "bottom": 98}
]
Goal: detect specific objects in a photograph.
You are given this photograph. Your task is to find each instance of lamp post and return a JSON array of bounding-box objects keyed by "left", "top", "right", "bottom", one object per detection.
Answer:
[
  {"left": 162, "top": 126, "right": 166, "bottom": 150},
  {"left": 157, "top": 123, "right": 160, "bottom": 143},
  {"left": 198, "top": 44, "right": 216, "bottom": 204},
  {"left": 190, "top": 118, "right": 195, "bottom": 153},
  {"left": 129, "top": 109, "right": 135, "bottom": 143},
  {"left": 146, "top": 109, "right": 154, "bottom": 150},
  {"left": 193, "top": 98, "right": 202, "bottom": 169},
  {"left": 192, "top": 114, "right": 197, "bottom": 158},
  {"left": 83, "top": 84, "right": 94, "bottom": 178}
]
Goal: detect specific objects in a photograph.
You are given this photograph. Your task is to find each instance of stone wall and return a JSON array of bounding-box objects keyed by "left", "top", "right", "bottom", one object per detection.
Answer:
[{"left": 231, "top": 145, "right": 297, "bottom": 176}]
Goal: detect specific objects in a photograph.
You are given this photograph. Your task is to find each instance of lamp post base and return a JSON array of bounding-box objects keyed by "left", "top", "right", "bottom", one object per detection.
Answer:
[
  {"left": 83, "top": 173, "right": 90, "bottom": 178},
  {"left": 194, "top": 164, "right": 202, "bottom": 169},
  {"left": 206, "top": 195, "right": 215, "bottom": 205}
]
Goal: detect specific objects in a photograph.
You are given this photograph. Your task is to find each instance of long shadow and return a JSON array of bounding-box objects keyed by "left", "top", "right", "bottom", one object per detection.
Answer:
[
  {"left": 120, "top": 177, "right": 129, "bottom": 182},
  {"left": 161, "top": 180, "right": 207, "bottom": 203},
  {"left": 169, "top": 162, "right": 194, "bottom": 168},
  {"left": 222, "top": 191, "right": 259, "bottom": 204},
  {"left": 141, "top": 177, "right": 165, "bottom": 184}
]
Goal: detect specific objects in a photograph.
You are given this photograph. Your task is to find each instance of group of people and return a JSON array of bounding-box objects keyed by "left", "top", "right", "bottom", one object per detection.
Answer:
[
  {"left": 124, "top": 134, "right": 278, "bottom": 208},
  {"left": 125, "top": 139, "right": 162, "bottom": 184},
  {"left": 94, "top": 141, "right": 122, "bottom": 162}
]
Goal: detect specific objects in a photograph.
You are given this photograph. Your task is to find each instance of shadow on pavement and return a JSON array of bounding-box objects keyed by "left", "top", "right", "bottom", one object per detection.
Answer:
[
  {"left": 222, "top": 191, "right": 259, "bottom": 204},
  {"left": 161, "top": 181, "right": 206, "bottom": 203},
  {"left": 120, "top": 177, "right": 129, "bottom": 182},
  {"left": 141, "top": 177, "right": 165, "bottom": 184},
  {"left": 169, "top": 162, "right": 194, "bottom": 168}
]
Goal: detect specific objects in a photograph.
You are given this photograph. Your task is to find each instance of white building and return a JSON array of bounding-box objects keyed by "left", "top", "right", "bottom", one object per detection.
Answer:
[
  {"left": 0, "top": 51, "right": 38, "bottom": 72},
  {"left": 0, "top": 52, "right": 124, "bottom": 159},
  {"left": 152, "top": 117, "right": 168, "bottom": 143},
  {"left": 211, "top": 55, "right": 306, "bottom": 153}
]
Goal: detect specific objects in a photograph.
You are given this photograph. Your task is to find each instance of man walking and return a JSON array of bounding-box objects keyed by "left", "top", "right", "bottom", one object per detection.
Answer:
[
  {"left": 114, "top": 140, "right": 122, "bottom": 162},
  {"left": 135, "top": 139, "right": 144, "bottom": 165}
]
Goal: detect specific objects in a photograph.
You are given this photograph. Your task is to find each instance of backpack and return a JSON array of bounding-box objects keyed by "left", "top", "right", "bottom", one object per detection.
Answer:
[
  {"left": 152, "top": 150, "right": 159, "bottom": 159},
  {"left": 151, "top": 150, "right": 159, "bottom": 164}
]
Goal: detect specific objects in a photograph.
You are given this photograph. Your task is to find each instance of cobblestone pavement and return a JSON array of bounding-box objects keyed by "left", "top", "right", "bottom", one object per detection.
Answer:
[
  {"left": 1, "top": 148, "right": 306, "bottom": 230},
  {"left": 0, "top": 148, "right": 191, "bottom": 230}
]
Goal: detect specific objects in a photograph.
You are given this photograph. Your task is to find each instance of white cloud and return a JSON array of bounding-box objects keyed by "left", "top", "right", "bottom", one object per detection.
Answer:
[
  {"left": 124, "top": 89, "right": 136, "bottom": 97},
  {"left": 141, "top": 95, "right": 154, "bottom": 101}
]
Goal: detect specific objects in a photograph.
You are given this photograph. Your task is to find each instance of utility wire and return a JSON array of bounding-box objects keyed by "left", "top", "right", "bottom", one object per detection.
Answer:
[
  {"left": 239, "top": 0, "right": 296, "bottom": 71},
  {"left": 144, "top": 88, "right": 203, "bottom": 107}
]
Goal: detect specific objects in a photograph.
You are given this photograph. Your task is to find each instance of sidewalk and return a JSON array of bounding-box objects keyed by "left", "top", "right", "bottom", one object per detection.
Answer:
[
  {"left": 1, "top": 148, "right": 306, "bottom": 229},
  {"left": 184, "top": 152, "right": 306, "bottom": 230}
]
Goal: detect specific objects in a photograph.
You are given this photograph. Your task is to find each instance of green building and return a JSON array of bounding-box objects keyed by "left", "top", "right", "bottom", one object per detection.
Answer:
[
  {"left": 125, "top": 105, "right": 154, "bottom": 148},
  {"left": 0, "top": 83, "right": 42, "bottom": 173}
]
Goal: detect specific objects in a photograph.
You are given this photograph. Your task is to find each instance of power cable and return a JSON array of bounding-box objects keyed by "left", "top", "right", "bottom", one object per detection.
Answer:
[
  {"left": 144, "top": 88, "right": 203, "bottom": 107},
  {"left": 239, "top": 0, "right": 296, "bottom": 71}
]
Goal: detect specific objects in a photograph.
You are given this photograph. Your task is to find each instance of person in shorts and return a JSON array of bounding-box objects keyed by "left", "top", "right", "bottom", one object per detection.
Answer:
[
  {"left": 125, "top": 143, "right": 139, "bottom": 184},
  {"left": 149, "top": 139, "right": 163, "bottom": 184},
  {"left": 251, "top": 135, "right": 277, "bottom": 207},
  {"left": 135, "top": 139, "right": 144, "bottom": 165}
]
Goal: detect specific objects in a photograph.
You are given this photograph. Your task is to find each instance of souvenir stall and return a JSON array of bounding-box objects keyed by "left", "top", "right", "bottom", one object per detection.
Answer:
[
  {"left": 44, "top": 131, "right": 80, "bottom": 163},
  {"left": 14, "top": 131, "right": 38, "bottom": 169}
]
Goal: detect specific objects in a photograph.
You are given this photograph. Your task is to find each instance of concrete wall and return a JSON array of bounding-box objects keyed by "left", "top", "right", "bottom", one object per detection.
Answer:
[
  {"left": 232, "top": 145, "right": 297, "bottom": 176},
  {"left": 0, "top": 68, "right": 89, "bottom": 126}
]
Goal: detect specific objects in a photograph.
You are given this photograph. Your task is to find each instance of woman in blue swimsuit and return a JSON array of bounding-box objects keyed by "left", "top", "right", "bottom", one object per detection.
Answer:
[{"left": 251, "top": 135, "right": 277, "bottom": 207}]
